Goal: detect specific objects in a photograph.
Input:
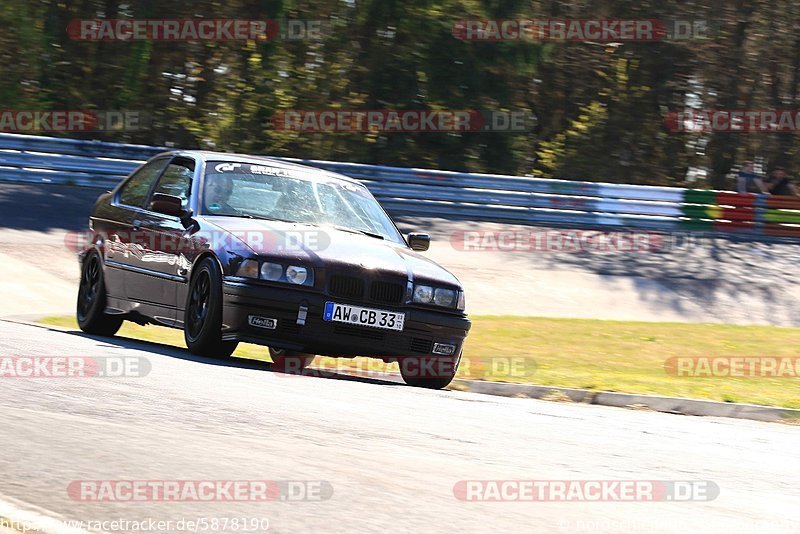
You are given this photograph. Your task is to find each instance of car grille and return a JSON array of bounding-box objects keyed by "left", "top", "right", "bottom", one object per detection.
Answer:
[
  {"left": 329, "top": 275, "right": 364, "bottom": 300},
  {"left": 277, "top": 320, "right": 301, "bottom": 336},
  {"left": 328, "top": 274, "right": 406, "bottom": 306},
  {"left": 369, "top": 281, "right": 405, "bottom": 305},
  {"left": 409, "top": 338, "right": 433, "bottom": 354},
  {"left": 333, "top": 325, "right": 386, "bottom": 341}
]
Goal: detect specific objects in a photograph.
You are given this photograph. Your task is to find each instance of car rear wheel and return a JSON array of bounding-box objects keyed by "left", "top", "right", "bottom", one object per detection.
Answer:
[
  {"left": 184, "top": 258, "right": 238, "bottom": 358},
  {"left": 269, "top": 347, "right": 315, "bottom": 373},
  {"left": 399, "top": 354, "right": 461, "bottom": 389},
  {"left": 77, "top": 252, "right": 123, "bottom": 336}
]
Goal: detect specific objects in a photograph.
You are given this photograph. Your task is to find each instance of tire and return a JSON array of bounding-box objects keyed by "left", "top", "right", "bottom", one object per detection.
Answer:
[
  {"left": 184, "top": 257, "right": 238, "bottom": 358},
  {"left": 269, "top": 347, "right": 315, "bottom": 374},
  {"left": 76, "top": 251, "right": 123, "bottom": 336},
  {"left": 399, "top": 353, "right": 461, "bottom": 389}
]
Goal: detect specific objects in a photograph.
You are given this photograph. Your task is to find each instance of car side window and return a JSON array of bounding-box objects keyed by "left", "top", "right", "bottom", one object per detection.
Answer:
[
  {"left": 150, "top": 159, "right": 195, "bottom": 210},
  {"left": 119, "top": 158, "right": 170, "bottom": 208}
]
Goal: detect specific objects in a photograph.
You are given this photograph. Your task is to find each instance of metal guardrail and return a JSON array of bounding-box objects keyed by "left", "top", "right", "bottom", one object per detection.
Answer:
[{"left": 2, "top": 132, "right": 800, "bottom": 240}]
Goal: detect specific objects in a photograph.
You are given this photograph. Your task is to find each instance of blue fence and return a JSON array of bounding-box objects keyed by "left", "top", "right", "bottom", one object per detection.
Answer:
[{"left": 1, "top": 132, "right": 799, "bottom": 241}]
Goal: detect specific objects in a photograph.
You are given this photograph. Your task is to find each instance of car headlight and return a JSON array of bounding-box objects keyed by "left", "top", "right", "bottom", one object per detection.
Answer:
[
  {"left": 433, "top": 288, "right": 457, "bottom": 307},
  {"left": 413, "top": 284, "right": 464, "bottom": 310},
  {"left": 237, "top": 260, "right": 312, "bottom": 286},
  {"left": 260, "top": 262, "right": 283, "bottom": 281},
  {"left": 413, "top": 285, "right": 434, "bottom": 304},
  {"left": 286, "top": 265, "right": 308, "bottom": 285},
  {"left": 457, "top": 291, "right": 466, "bottom": 311},
  {"left": 237, "top": 259, "right": 259, "bottom": 278}
]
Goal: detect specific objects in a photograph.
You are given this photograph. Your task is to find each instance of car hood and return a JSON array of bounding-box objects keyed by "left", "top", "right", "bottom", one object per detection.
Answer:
[{"left": 201, "top": 217, "right": 462, "bottom": 288}]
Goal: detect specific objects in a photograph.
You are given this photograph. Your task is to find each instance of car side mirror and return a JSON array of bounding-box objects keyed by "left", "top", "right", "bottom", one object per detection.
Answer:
[
  {"left": 408, "top": 233, "right": 430, "bottom": 251},
  {"left": 151, "top": 193, "right": 188, "bottom": 218}
]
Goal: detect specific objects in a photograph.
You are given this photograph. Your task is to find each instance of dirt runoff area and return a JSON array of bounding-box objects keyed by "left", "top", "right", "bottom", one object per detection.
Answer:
[
  {"left": 396, "top": 217, "right": 800, "bottom": 326},
  {"left": 1, "top": 183, "right": 799, "bottom": 327}
]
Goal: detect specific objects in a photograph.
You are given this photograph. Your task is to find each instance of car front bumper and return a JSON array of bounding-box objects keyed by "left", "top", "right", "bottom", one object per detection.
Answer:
[{"left": 221, "top": 280, "right": 471, "bottom": 359}]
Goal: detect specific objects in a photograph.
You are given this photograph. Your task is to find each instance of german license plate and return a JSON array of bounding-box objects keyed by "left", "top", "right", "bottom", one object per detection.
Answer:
[{"left": 323, "top": 302, "right": 405, "bottom": 331}]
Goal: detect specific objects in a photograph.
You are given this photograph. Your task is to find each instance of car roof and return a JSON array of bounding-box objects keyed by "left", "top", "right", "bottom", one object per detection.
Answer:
[{"left": 152, "top": 150, "right": 363, "bottom": 185}]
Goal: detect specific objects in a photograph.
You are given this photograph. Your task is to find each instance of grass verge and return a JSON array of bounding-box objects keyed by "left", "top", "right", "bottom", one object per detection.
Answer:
[{"left": 38, "top": 315, "right": 800, "bottom": 409}]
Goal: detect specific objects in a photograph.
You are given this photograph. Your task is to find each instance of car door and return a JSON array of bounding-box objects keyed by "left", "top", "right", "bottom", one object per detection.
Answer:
[
  {"left": 126, "top": 157, "right": 197, "bottom": 313},
  {"left": 104, "top": 157, "right": 171, "bottom": 302}
]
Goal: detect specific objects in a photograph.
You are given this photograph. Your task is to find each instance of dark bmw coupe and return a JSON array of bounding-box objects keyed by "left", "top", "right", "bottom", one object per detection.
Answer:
[{"left": 77, "top": 151, "right": 471, "bottom": 388}]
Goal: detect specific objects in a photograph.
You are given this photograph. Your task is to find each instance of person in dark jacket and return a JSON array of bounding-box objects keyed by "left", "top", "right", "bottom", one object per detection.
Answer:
[{"left": 765, "top": 166, "right": 799, "bottom": 196}]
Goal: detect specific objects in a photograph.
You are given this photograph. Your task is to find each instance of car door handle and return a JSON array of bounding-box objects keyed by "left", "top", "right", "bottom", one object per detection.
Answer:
[{"left": 131, "top": 219, "right": 142, "bottom": 231}]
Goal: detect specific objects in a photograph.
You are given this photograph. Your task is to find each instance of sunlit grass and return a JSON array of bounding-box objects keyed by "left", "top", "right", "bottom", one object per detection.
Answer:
[{"left": 39, "top": 315, "right": 800, "bottom": 409}]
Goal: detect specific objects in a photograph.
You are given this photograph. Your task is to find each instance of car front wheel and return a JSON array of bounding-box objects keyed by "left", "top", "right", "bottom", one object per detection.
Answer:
[
  {"left": 76, "top": 251, "right": 123, "bottom": 336},
  {"left": 184, "top": 257, "right": 238, "bottom": 358}
]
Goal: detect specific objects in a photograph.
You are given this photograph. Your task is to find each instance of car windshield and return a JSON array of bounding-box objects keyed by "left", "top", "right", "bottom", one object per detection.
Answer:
[{"left": 202, "top": 161, "right": 404, "bottom": 243}]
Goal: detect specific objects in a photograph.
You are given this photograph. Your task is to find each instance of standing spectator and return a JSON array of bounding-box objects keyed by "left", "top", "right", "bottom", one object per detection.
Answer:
[
  {"left": 764, "top": 166, "right": 799, "bottom": 196},
  {"left": 736, "top": 161, "right": 768, "bottom": 194}
]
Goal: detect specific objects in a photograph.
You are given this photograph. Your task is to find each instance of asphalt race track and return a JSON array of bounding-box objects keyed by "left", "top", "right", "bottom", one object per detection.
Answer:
[
  {"left": 0, "top": 320, "right": 798, "bottom": 533},
  {"left": 0, "top": 182, "right": 799, "bottom": 533}
]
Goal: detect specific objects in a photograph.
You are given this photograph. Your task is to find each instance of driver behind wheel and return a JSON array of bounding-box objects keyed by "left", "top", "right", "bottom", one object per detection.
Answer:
[{"left": 205, "top": 175, "right": 237, "bottom": 215}]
